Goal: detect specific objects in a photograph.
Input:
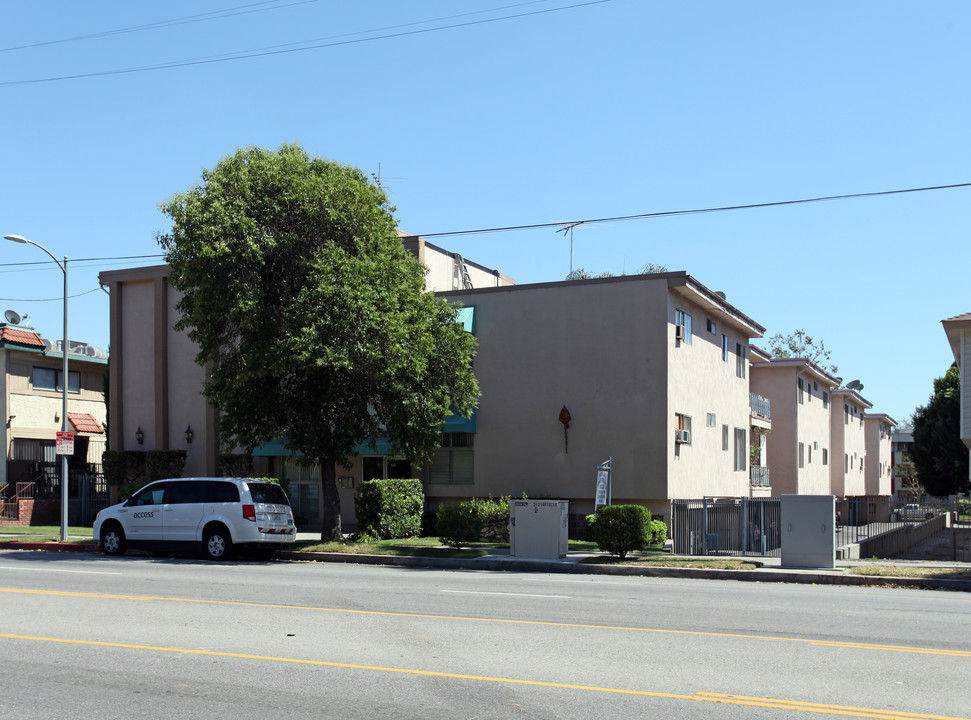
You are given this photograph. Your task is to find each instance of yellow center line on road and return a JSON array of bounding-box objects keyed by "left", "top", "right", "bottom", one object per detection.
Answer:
[
  {"left": 0, "top": 633, "right": 965, "bottom": 720},
  {"left": 2, "top": 586, "right": 969, "bottom": 659}
]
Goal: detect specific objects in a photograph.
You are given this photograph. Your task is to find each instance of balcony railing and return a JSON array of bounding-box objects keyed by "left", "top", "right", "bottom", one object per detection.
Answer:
[
  {"left": 750, "top": 393, "right": 771, "bottom": 420},
  {"left": 750, "top": 465, "right": 770, "bottom": 486}
]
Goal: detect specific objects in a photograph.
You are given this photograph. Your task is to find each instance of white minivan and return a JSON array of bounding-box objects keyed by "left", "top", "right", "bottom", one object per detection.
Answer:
[{"left": 93, "top": 477, "right": 296, "bottom": 560}]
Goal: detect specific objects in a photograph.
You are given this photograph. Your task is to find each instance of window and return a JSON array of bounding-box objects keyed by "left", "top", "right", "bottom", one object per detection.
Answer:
[
  {"left": 428, "top": 433, "right": 474, "bottom": 484},
  {"left": 808, "top": 446, "right": 812, "bottom": 463},
  {"left": 823, "top": 448, "right": 828, "bottom": 465},
  {"left": 706, "top": 318, "right": 716, "bottom": 334},
  {"left": 844, "top": 404, "right": 850, "bottom": 425},
  {"left": 675, "top": 309, "right": 692, "bottom": 344},
  {"left": 798, "top": 378, "right": 804, "bottom": 404},
  {"left": 32, "top": 367, "right": 80, "bottom": 394},
  {"left": 706, "top": 413, "right": 716, "bottom": 428},
  {"left": 733, "top": 428, "right": 746, "bottom": 471},
  {"left": 736, "top": 343, "right": 746, "bottom": 378},
  {"left": 675, "top": 413, "right": 692, "bottom": 444},
  {"left": 722, "top": 424, "right": 729, "bottom": 451},
  {"left": 823, "top": 391, "right": 829, "bottom": 409},
  {"left": 798, "top": 442, "right": 805, "bottom": 468},
  {"left": 845, "top": 453, "right": 849, "bottom": 473},
  {"left": 721, "top": 334, "right": 729, "bottom": 362}
]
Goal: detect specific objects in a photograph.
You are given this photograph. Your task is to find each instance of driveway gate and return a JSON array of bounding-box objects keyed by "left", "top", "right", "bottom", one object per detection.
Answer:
[{"left": 671, "top": 497, "right": 781, "bottom": 557}]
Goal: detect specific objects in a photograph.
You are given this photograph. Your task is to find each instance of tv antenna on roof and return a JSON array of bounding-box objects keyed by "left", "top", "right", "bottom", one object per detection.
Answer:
[
  {"left": 556, "top": 221, "right": 585, "bottom": 275},
  {"left": 4, "top": 309, "right": 23, "bottom": 325},
  {"left": 370, "top": 163, "right": 406, "bottom": 194}
]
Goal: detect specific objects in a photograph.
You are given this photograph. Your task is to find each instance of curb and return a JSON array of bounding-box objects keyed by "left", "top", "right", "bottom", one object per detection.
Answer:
[{"left": 3, "top": 542, "right": 968, "bottom": 592}]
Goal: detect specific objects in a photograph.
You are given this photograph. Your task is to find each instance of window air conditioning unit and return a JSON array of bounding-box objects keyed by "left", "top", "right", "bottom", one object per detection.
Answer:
[
  {"left": 675, "top": 324, "right": 686, "bottom": 341},
  {"left": 675, "top": 429, "right": 690, "bottom": 444}
]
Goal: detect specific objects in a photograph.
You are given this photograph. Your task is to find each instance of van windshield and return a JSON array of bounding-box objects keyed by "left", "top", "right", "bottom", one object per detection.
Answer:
[{"left": 248, "top": 482, "right": 290, "bottom": 506}]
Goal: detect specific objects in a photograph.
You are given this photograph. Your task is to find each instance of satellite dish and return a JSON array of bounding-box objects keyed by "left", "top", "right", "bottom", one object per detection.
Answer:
[
  {"left": 846, "top": 380, "right": 861, "bottom": 390},
  {"left": 4, "top": 309, "right": 21, "bottom": 325},
  {"left": 714, "top": 291, "right": 727, "bottom": 301}
]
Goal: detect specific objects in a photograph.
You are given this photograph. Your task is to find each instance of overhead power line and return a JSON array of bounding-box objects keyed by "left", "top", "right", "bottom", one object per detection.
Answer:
[
  {"left": 0, "top": 1, "right": 610, "bottom": 87},
  {"left": 419, "top": 182, "right": 971, "bottom": 238}
]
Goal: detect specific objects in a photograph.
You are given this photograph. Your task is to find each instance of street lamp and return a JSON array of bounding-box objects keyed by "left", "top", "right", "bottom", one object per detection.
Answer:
[{"left": 4, "top": 234, "right": 70, "bottom": 542}]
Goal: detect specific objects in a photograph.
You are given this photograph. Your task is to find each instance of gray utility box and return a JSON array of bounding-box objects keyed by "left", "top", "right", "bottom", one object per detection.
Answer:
[
  {"left": 781, "top": 494, "right": 836, "bottom": 569},
  {"left": 509, "top": 500, "right": 569, "bottom": 558}
]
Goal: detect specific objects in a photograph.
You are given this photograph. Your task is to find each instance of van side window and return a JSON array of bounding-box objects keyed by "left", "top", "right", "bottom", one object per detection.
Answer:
[
  {"left": 164, "top": 481, "right": 202, "bottom": 504},
  {"left": 204, "top": 481, "right": 240, "bottom": 503},
  {"left": 248, "top": 482, "right": 288, "bottom": 505},
  {"left": 130, "top": 483, "right": 167, "bottom": 506}
]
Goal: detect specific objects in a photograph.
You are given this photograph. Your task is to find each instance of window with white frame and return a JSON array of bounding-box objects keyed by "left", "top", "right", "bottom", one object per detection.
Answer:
[
  {"left": 706, "top": 413, "right": 716, "bottom": 428},
  {"left": 675, "top": 309, "right": 692, "bottom": 344},
  {"left": 675, "top": 413, "right": 692, "bottom": 444},
  {"left": 707, "top": 318, "right": 716, "bottom": 334},
  {"left": 722, "top": 424, "right": 729, "bottom": 451},
  {"left": 735, "top": 343, "right": 746, "bottom": 378}
]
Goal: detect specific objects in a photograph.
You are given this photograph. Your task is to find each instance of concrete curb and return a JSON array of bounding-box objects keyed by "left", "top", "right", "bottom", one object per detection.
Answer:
[
  {"left": 3, "top": 542, "right": 968, "bottom": 592},
  {"left": 277, "top": 550, "right": 971, "bottom": 592}
]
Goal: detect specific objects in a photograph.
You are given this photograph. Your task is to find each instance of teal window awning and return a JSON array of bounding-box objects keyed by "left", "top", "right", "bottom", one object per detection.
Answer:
[
  {"left": 443, "top": 409, "right": 476, "bottom": 433},
  {"left": 455, "top": 306, "right": 475, "bottom": 333}
]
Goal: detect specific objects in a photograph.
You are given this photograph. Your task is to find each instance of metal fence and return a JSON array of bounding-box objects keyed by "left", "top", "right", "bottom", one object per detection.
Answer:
[{"left": 671, "top": 497, "right": 782, "bottom": 557}]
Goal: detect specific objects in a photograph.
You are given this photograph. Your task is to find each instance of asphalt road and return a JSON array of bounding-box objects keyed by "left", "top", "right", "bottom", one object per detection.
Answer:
[{"left": 0, "top": 549, "right": 968, "bottom": 720}]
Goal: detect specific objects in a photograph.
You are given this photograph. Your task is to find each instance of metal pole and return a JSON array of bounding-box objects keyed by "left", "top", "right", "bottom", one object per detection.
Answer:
[{"left": 60, "top": 256, "right": 68, "bottom": 542}]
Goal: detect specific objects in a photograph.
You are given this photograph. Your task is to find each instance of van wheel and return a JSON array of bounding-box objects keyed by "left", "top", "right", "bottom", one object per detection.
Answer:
[
  {"left": 101, "top": 524, "right": 127, "bottom": 556},
  {"left": 204, "top": 527, "right": 233, "bottom": 560}
]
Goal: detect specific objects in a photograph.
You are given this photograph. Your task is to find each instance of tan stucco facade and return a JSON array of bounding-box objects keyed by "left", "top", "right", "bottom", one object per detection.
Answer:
[
  {"left": 864, "top": 413, "right": 896, "bottom": 496},
  {"left": 830, "top": 389, "right": 872, "bottom": 496},
  {"left": 750, "top": 358, "right": 839, "bottom": 496}
]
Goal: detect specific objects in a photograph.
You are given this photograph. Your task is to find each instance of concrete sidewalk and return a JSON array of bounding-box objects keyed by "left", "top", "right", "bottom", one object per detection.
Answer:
[{"left": 2, "top": 533, "right": 969, "bottom": 592}]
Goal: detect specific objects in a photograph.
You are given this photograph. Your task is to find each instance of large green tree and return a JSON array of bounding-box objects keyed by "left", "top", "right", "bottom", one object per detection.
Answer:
[
  {"left": 909, "top": 364, "right": 970, "bottom": 497},
  {"left": 157, "top": 144, "right": 478, "bottom": 540}
]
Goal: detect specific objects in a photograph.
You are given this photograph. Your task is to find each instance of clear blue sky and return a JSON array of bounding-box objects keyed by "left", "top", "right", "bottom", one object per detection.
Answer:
[{"left": 1, "top": 1, "right": 968, "bottom": 425}]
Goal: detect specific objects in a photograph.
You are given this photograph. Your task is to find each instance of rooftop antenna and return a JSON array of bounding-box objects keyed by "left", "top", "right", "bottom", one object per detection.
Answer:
[
  {"left": 370, "top": 163, "right": 406, "bottom": 195},
  {"left": 556, "top": 221, "right": 584, "bottom": 274}
]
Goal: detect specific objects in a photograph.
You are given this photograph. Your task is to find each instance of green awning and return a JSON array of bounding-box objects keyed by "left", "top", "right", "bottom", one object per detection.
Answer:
[{"left": 443, "top": 409, "right": 476, "bottom": 433}]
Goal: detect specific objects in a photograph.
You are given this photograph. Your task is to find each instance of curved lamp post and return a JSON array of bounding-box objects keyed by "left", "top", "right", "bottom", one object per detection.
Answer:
[{"left": 4, "top": 234, "right": 69, "bottom": 542}]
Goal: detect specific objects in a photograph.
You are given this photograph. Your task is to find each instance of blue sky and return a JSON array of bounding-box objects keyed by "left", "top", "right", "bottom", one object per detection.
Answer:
[{"left": 1, "top": 1, "right": 968, "bottom": 425}]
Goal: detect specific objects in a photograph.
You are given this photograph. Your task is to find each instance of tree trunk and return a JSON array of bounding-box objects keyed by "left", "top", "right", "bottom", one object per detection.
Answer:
[{"left": 320, "top": 459, "right": 343, "bottom": 542}]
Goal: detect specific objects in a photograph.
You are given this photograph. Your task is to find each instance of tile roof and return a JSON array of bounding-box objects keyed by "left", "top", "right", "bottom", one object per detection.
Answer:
[
  {"left": 68, "top": 413, "right": 104, "bottom": 434},
  {"left": 0, "top": 326, "right": 45, "bottom": 349}
]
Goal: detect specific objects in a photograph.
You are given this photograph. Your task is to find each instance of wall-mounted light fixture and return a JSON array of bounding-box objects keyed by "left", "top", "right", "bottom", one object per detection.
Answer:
[
  {"left": 135, "top": 426, "right": 144, "bottom": 445},
  {"left": 185, "top": 425, "right": 194, "bottom": 444},
  {"left": 558, "top": 405, "right": 572, "bottom": 454},
  {"left": 6, "top": 415, "right": 14, "bottom": 428}
]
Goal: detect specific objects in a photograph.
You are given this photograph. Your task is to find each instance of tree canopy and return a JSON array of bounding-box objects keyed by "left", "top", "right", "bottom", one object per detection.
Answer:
[
  {"left": 766, "top": 329, "right": 838, "bottom": 375},
  {"left": 564, "top": 263, "right": 666, "bottom": 281},
  {"left": 909, "top": 365, "right": 970, "bottom": 497},
  {"left": 157, "top": 144, "right": 479, "bottom": 539}
]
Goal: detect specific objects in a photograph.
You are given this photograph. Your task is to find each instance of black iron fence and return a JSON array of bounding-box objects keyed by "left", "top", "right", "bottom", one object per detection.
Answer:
[{"left": 671, "top": 497, "right": 782, "bottom": 557}]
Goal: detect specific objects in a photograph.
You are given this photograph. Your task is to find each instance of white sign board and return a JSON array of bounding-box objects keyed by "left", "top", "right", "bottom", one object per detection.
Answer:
[
  {"left": 56, "top": 431, "right": 74, "bottom": 456},
  {"left": 595, "top": 470, "right": 609, "bottom": 509}
]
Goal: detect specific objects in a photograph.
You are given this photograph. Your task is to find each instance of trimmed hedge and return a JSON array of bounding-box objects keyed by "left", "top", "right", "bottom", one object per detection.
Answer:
[
  {"left": 146, "top": 450, "right": 186, "bottom": 482},
  {"left": 102, "top": 449, "right": 186, "bottom": 501},
  {"left": 648, "top": 519, "right": 668, "bottom": 547},
  {"left": 586, "top": 504, "right": 652, "bottom": 559},
  {"left": 354, "top": 478, "right": 424, "bottom": 540},
  {"left": 436, "top": 502, "right": 483, "bottom": 549},
  {"left": 467, "top": 495, "right": 511, "bottom": 542}
]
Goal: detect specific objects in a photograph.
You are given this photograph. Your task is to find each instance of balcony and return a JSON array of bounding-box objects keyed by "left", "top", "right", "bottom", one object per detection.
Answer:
[
  {"left": 750, "top": 465, "right": 770, "bottom": 486},
  {"left": 750, "top": 393, "right": 771, "bottom": 419}
]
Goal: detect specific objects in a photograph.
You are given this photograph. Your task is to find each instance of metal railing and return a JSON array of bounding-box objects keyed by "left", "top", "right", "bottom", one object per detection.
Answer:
[
  {"left": 750, "top": 393, "right": 771, "bottom": 419},
  {"left": 671, "top": 497, "right": 781, "bottom": 557},
  {"left": 750, "top": 466, "right": 770, "bottom": 486}
]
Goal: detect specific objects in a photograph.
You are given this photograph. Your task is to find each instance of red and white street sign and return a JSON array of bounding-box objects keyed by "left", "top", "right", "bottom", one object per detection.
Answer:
[{"left": 56, "top": 430, "right": 74, "bottom": 456}]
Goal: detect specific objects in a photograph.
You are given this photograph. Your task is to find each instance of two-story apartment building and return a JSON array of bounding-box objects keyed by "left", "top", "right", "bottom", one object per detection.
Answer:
[{"left": 1, "top": 319, "right": 108, "bottom": 524}]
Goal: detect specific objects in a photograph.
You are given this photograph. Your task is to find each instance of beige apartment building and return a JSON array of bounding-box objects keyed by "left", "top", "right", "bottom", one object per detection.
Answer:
[
  {"left": 942, "top": 313, "right": 971, "bottom": 476},
  {"left": 749, "top": 354, "right": 840, "bottom": 497},
  {"left": 830, "top": 388, "right": 872, "bottom": 497},
  {"left": 864, "top": 413, "right": 896, "bottom": 496},
  {"left": 1, "top": 319, "right": 108, "bottom": 523}
]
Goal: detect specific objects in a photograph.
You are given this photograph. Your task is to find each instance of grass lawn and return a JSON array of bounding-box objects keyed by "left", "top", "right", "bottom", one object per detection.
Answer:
[
  {"left": 845, "top": 565, "right": 971, "bottom": 580},
  {"left": 578, "top": 555, "right": 764, "bottom": 570},
  {"left": 292, "top": 537, "right": 599, "bottom": 559},
  {"left": 0, "top": 526, "right": 94, "bottom": 543}
]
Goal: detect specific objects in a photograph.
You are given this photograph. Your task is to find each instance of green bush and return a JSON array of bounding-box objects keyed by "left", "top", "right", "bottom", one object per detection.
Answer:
[
  {"left": 648, "top": 519, "right": 668, "bottom": 547},
  {"left": 586, "top": 504, "right": 652, "bottom": 559},
  {"left": 354, "top": 478, "right": 423, "bottom": 540},
  {"left": 219, "top": 453, "right": 254, "bottom": 477},
  {"left": 102, "top": 450, "right": 148, "bottom": 501},
  {"left": 436, "top": 502, "right": 483, "bottom": 549},
  {"left": 146, "top": 450, "right": 187, "bottom": 482},
  {"left": 467, "top": 495, "right": 511, "bottom": 542}
]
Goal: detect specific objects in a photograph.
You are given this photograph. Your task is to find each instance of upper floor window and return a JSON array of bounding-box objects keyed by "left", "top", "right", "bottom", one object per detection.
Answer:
[
  {"left": 721, "top": 334, "right": 729, "bottom": 362},
  {"left": 32, "top": 367, "right": 80, "bottom": 394},
  {"left": 706, "top": 318, "right": 717, "bottom": 334},
  {"left": 798, "top": 378, "right": 804, "bottom": 404},
  {"left": 675, "top": 309, "right": 692, "bottom": 344},
  {"left": 736, "top": 343, "right": 746, "bottom": 379}
]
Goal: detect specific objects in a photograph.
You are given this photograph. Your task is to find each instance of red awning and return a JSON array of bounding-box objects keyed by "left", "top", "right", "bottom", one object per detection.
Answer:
[{"left": 68, "top": 413, "right": 104, "bottom": 434}]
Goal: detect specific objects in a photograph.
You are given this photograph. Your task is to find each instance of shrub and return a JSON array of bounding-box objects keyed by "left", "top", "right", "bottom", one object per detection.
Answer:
[
  {"left": 146, "top": 450, "right": 187, "bottom": 482},
  {"left": 219, "top": 453, "right": 254, "bottom": 477},
  {"left": 436, "top": 502, "right": 483, "bottom": 549},
  {"left": 648, "top": 519, "right": 668, "bottom": 547},
  {"left": 468, "top": 495, "right": 511, "bottom": 542},
  {"left": 354, "top": 478, "right": 423, "bottom": 540},
  {"left": 586, "top": 504, "right": 652, "bottom": 559},
  {"left": 102, "top": 450, "right": 148, "bottom": 501}
]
